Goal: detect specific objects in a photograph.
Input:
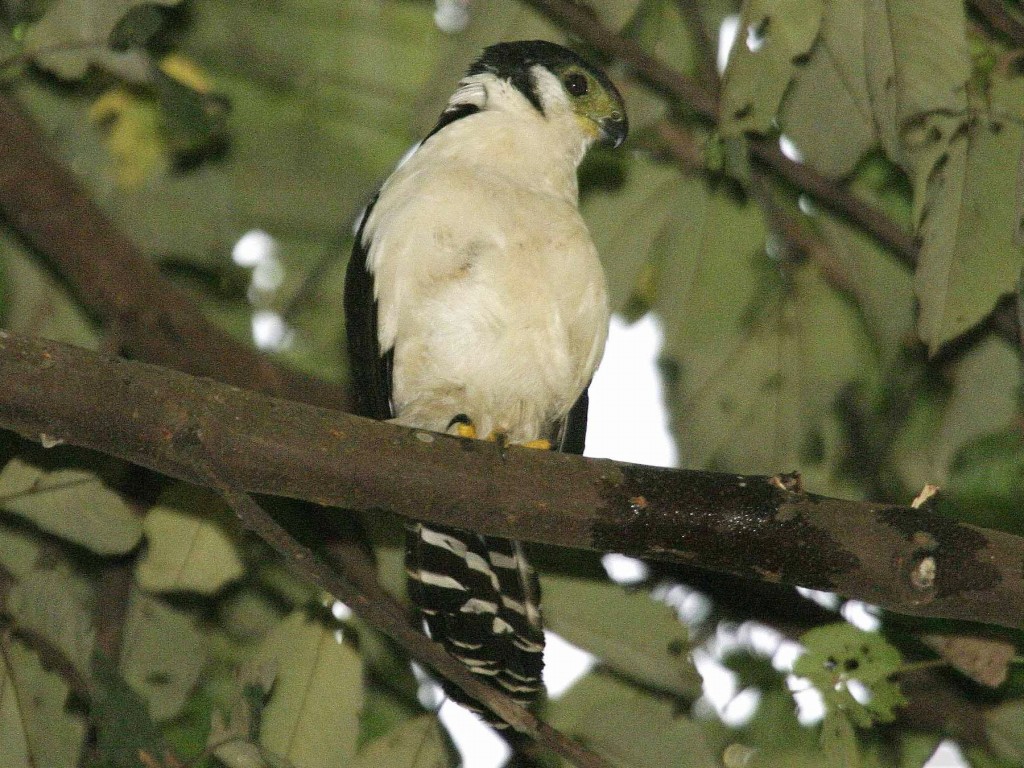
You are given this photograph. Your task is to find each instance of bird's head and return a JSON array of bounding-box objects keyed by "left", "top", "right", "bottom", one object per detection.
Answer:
[{"left": 465, "top": 40, "right": 628, "bottom": 148}]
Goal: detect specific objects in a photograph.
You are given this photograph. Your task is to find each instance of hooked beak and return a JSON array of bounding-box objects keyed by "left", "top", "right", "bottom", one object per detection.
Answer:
[{"left": 597, "top": 110, "right": 628, "bottom": 148}]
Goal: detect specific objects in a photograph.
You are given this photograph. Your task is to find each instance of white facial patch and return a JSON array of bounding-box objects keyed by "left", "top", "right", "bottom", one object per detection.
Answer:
[{"left": 530, "top": 65, "right": 575, "bottom": 115}]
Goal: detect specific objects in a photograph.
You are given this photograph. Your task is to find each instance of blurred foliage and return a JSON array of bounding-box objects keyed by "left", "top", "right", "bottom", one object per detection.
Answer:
[{"left": 1, "top": 0, "right": 1023, "bottom": 766}]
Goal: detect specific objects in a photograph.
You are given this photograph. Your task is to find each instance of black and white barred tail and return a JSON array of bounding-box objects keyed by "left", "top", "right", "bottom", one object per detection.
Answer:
[{"left": 405, "top": 521, "right": 544, "bottom": 725}]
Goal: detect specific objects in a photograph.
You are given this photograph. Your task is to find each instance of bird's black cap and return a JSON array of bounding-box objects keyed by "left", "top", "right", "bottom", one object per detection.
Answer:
[{"left": 468, "top": 40, "right": 623, "bottom": 119}]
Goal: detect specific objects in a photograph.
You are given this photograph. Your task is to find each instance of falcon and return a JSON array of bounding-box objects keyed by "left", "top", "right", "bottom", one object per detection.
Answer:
[{"left": 344, "top": 39, "right": 627, "bottom": 723}]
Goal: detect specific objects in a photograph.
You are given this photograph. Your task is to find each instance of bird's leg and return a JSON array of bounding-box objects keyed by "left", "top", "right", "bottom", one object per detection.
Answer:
[
  {"left": 447, "top": 413, "right": 478, "bottom": 439},
  {"left": 447, "top": 415, "right": 551, "bottom": 450}
]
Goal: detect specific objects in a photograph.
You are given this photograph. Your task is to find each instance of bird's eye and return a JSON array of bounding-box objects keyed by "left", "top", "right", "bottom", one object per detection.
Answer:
[{"left": 563, "top": 72, "right": 589, "bottom": 97}]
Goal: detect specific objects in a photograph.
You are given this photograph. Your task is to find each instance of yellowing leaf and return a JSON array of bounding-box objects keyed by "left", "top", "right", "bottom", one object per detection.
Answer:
[
  {"left": 159, "top": 53, "right": 213, "bottom": 92},
  {"left": 90, "top": 87, "right": 169, "bottom": 188},
  {"left": 540, "top": 574, "right": 701, "bottom": 698},
  {"left": 0, "top": 457, "right": 142, "bottom": 555},
  {"left": 137, "top": 483, "right": 244, "bottom": 595},
  {"left": 255, "top": 611, "right": 362, "bottom": 768},
  {"left": 0, "top": 636, "right": 88, "bottom": 768}
]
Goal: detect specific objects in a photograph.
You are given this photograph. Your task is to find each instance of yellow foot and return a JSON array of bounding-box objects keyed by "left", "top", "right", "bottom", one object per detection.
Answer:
[
  {"left": 522, "top": 438, "right": 553, "bottom": 450},
  {"left": 447, "top": 415, "right": 551, "bottom": 451},
  {"left": 447, "top": 414, "right": 477, "bottom": 439}
]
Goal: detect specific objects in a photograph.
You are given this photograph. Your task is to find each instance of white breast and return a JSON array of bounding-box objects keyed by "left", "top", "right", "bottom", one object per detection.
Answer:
[{"left": 363, "top": 92, "right": 609, "bottom": 443}]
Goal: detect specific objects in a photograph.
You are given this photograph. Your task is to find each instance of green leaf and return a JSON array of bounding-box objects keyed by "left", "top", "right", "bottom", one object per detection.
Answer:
[
  {"left": 0, "top": 226, "right": 99, "bottom": 349},
  {"left": 91, "top": 650, "right": 170, "bottom": 768},
  {"left": 219, "top": 586, "right": 289, "bottom": 645},
  {"left": 986, "top": 700, "right": 1024, "bottom": 764},
  {"left": 582, "top": 155, "right": 686, "bottom": 313},
  {"left": 0, "top": 635, "right": 87, "bottom": 768},
  {"left": 0, "top": 457, "right": 142, "bottom": 555},
  {"left": 5, "top": 567, "right": 96, "bottom": 680},
  {"left": 353, "top": 715, "right": 447, "bottom": 768},
  {"left": 943, "top": 429, "right": 1024, "bottom": 533},
  {"left": 540, "top": 574, "right": 702, "bottom": 698},
  {"left": 23, "top": 0, "right": 181, "bottom": 79},
  {"left": 0, "top": 523, "right": 42, "bottom": 580},
  {"left": 108, "top": 2, "right": 166, "bottom": 50},
  {"left": 864, "top": 0, "right": 970, "bottom": 132},
  {"left": 653, "top": 177, "right": 876, "bottom": 493},
  {"left": 820, "top": 710, "right": 860, "bottom": 768},
  {"left": 794, "top": 623, "right": 905, "bottom": 727},
  {"left": 355, "top": 619, "right": 419, "bottom": 712},
  {"left": 720, "top": 0, "right": 824, "bottom": 136},
  {"left": 208, "top": 663, "right": 276, "bottom": 768},
  {"left": 814, "top": 157, "right": 915, "bottom": 364},
  {"left": 778, "top": 1, "right": 877, "bottom": 176},
  {"left": 119, "top": 587, "right": 209, "bottom": 721},
  {"left": 913, "top": 115, "right": 1024, "bottom": 354},
  {"left": 407, "top": 0, "right": 562, "bottom": 135},
  {"left": 354, "top": 617, "right": 425, "bottom": 748},
  {"left": 894, "top": 335, "right": 1022, "bottom": 492},
  {"left": 137, "top": 482, "right": 245, "bottom": 595},
  {"left": 254, "top": 610, "right": 362, "bottom": 768},
  {"left": 547, "top": 671, "right": 720, "bottom": 767}
]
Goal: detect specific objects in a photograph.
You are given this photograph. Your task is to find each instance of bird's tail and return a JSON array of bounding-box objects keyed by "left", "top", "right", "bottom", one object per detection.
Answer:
[{"left": 405, "top": 521, "right": 545, "bottom": 725}]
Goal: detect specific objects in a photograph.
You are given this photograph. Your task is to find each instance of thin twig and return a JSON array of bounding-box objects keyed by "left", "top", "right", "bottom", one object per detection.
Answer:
[
  {"left": 527, "top": 0, "right": 718, "bottom": 119},
  {"left": 200, "top": 475, "right": 608, "bottom": 768},
  {"left": 526, "top": 0, "right": 920, "bottom": 264},
  {"left": 673, "top": 0, "right": 719, "bottom": 98},
  {"left": 747, "top": 140, "right": 919, "bottom": 267},
  {"left": 970, "top": 0, "right": 1024, "bottom": 49}
]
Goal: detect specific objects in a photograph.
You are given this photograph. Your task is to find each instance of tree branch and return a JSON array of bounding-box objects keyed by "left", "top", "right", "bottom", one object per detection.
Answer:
[
  {"left": 970, "top": 0, "right": 1024, "bottom": 50},
  {"left": 526, "top": 0, "right": 920, "bottom": 264},
  {"left": 1, "top": 330, "right": 1022, "bottom": 632},
  {"left": 205, "top": 484, "right": 607, "bottom": 768},
  {"left": 0, "top": 93, "right": 349, "bottom": 412}
]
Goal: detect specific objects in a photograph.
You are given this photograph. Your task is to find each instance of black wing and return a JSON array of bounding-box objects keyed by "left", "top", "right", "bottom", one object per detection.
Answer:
[
  {"left": 343, "top": 104, "right": 482, "bottom": 422},
  {"left": 344, "top": 193, "right": 394, "bottom": 421},
  {"left": 556, "top": 386, "right": 590, "bottom": 455}
]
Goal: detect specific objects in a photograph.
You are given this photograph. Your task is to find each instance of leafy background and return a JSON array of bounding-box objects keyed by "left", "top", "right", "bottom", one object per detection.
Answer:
[{"left": 1, "top": 0, "right": 1024, "bottom": 766}]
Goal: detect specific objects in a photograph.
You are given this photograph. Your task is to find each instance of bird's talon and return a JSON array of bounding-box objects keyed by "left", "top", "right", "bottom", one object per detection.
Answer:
[
  {"left": 487, "top": 431, "right": 510, "bottom": 448},
  {"left": 522, "top": 438, "right": 553, "bottom": 450},
  {"left": 448, "top": 414, "right": 478, "bottom": 439}
]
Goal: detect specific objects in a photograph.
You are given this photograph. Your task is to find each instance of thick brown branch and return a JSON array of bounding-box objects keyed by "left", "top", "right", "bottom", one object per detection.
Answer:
[
  {"left": 1, "top": 330, "right": 1022, "bottom": 631},
  {"left": 0, "top": 92, "right": 348, "bottom": 412}
]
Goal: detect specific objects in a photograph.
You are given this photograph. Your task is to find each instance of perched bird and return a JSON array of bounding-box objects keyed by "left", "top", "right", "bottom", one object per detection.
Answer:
[{"left": 344, "top": 40, "right": 627, "bottom": 723}]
